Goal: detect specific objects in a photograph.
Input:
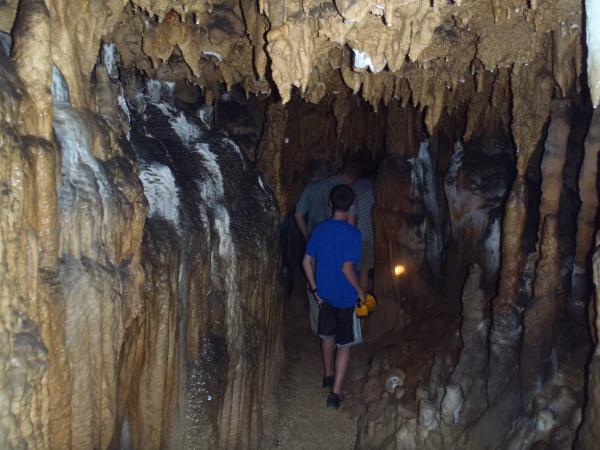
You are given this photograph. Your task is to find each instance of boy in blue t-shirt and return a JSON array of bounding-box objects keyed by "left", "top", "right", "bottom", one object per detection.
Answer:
[{"left": 302, "top": 184, "right": 366, "bottom": 409}]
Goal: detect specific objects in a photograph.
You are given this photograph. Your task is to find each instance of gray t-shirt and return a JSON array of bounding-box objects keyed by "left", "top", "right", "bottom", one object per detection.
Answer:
[
  {"left": 351, "top": 178, "right": 374, "bottom": 243},
  {"left": 296, "top": 175, "right": 356, "bottom": 235}
]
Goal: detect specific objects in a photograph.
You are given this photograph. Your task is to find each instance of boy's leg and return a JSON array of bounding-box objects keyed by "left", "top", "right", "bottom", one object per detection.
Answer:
[
  {"left": 332, "top": 306, "right": 355, "bottom": 395},
  {"left": 319, "top": 302, "right": 336, "bottom": 378},
  {"left": 321, "top": 337, "right": 336, "bottom": 378},
  {"left": 333, "top": 346, "right": 350, "bottom": 394}
]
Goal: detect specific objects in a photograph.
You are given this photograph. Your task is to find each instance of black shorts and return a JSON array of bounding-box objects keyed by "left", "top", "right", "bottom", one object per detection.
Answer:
[{"left": 318, "top": 302, "right": 355, "bottom": 346}]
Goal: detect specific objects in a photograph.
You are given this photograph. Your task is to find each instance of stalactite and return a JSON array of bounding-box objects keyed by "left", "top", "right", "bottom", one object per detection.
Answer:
[
  {"left": 45, "top": 0, "right": 128, "bottom": 108},
  {"left": 572, "top": 110, "right": 600, "bottom": 308},
  {"left": 11, "top": 0, "right": 52, "bottom": 139},
  {"left": 552, "top": 29, "right": 580, "bottom": 99},
  {"left": 511, "top": 61, "right": 554, "bottom": 178},
  {"left": 539, "top": 100, "right": 571, "bottom": 221},
  {"left": 385, "top": 101, "right": 422, "bottom": 158},
  {"left": 240, "top": 0, "right": 269, "bottom": 79}
]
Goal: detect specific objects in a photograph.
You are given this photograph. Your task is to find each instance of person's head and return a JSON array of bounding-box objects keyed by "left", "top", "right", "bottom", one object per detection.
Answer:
[
  {"left": 329, "top": 184, "right": 355, "bottom": 214},
  {"left": 337, "top": 159, "right": 362, "bottom": 185},
  {"left": 307, "top": 159, "right": 330, "bottom": 181}
]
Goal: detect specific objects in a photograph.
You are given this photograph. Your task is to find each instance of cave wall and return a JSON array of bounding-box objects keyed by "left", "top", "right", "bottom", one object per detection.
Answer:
[
  {"left": 351, "top": 63, "right": 595, "bottom": 449},
  {"left": 0, "top": 5, "right": 284, "bottom": 448},
  {"left": 117, "top": 95, "right": 283, "bottom": 449}
]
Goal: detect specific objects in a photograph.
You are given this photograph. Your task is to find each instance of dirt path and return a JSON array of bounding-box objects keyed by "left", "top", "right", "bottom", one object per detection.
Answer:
[{"left": 267, "top": 289, "right": 370, "bottom": 450}]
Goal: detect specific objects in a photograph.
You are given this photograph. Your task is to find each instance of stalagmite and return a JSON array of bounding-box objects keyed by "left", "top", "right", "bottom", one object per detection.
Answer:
[
  {"left": 521, "top": 216, "right": 561, "bottom": 407},
  {"left": 448, "top": 264, "right": 488, "bottom": 425},
  {"left": 572, "top": 110, "right": 600, "bottom": 308},
  {"left": 578, "top": 232, "right": 600, "bottom": 448}
]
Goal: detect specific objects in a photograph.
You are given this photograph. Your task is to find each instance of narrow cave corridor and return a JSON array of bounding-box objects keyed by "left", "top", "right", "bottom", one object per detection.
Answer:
[{"left": 2, "top": 0, "right": 600, "bottom": 449}]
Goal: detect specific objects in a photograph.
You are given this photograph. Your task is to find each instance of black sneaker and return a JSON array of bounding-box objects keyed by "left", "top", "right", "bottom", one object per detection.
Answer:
[
  {"left": 322, "top": 375, "right": 335, "bottom": 389},
  {"left": 326, "top": 393, "right": 342, "bottom": 409}
]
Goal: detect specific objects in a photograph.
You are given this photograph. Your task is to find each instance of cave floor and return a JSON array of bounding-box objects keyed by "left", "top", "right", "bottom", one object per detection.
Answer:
[{"left": 267, "top": 283, "right": 371, "bottom": 449}]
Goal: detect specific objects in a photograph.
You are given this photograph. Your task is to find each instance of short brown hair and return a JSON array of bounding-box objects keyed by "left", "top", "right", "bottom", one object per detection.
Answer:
[
  {"left": 330, "top": 184, "right": 355, "bottom": 212},
  {"left": 338, "top": 160, "right": 361, "bottom": 180}
]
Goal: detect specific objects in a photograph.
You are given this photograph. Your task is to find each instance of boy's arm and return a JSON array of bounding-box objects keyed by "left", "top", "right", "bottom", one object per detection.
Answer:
[
  {"left": 303, "top": 254, "right": 323, "bottom": 305},
  {"left": 342, "top": 261, "right": 366, "bottom": 302},
  {"left": 295, "top": 187, "right": 311, "bottom": 240},
  {"left": 295, "top": 212, "right": 309, "bottom": 240},
  {"left": 302, "top": 254, "right": 317, "bottom": 292}
]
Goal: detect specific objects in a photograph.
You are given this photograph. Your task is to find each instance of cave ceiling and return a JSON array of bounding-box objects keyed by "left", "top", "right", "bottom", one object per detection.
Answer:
[{"left": 0, "top": 0, "right": 589, "bottom": 134}]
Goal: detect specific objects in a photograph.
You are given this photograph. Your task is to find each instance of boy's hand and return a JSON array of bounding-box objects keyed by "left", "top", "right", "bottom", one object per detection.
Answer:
[
  {"left": 357, "top": 289, "right": 366, "bottom": 302},
  {"left": 314, "top": 291, "right": 324, "bottom": 306}
]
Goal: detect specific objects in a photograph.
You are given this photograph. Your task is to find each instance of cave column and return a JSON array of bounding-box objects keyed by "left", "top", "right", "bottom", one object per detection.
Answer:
[
  {"left": 256, "top": 99, "right": 288, "bottom": 216},
  {"left": 488, "top": 61, "right": 553, "bottom": 402},
  {"left": 2, "top": 1, "right": 59, "bottom": 449},
  {"left": 520, "top": 100, "right": 571, "bottom": 405}
]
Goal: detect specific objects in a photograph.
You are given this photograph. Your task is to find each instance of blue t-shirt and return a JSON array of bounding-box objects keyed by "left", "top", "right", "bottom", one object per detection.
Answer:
[{"left": 306, "top": 219, "right": 361, "bottom": 307}]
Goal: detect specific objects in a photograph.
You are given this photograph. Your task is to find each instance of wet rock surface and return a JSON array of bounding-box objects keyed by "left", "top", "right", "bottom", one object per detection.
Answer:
[
  {"left": 0, "top": 40, "right": 283, "bottom": 448},
  {"left": 125, "top": 90, "right": 283, "bottom": 448}
]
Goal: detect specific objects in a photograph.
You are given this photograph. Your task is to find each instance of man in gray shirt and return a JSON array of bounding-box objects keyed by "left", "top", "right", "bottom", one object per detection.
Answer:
[
  {"left": 294, "top": 161, "right": 361, "bottom": 336},
  {"left": 352, "top": 177, "right": 375, "bottom": 292}
]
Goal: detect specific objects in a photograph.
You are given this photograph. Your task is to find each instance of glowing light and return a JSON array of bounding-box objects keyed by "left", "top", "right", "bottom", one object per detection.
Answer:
[{"left": 394, "top": 265, "right": 406, "bottom": 276}]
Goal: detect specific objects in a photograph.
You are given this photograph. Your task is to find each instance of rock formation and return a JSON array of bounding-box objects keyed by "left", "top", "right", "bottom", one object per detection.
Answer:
[
  {"left": 1, "top": 0, "right": 600, "bottom": 448},
  {"left": 0, "top": 26, "right": 283, "bottom": 450}
]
